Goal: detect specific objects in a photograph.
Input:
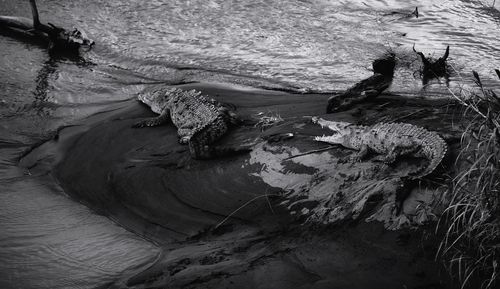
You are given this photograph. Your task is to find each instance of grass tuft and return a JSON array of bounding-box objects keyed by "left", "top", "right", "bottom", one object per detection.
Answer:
[
  {"left": 254, "top": 111, "right": 284, "bottom": 131},
  {"left": 437, "top": 70, "right": 500, "bottom": 288}
]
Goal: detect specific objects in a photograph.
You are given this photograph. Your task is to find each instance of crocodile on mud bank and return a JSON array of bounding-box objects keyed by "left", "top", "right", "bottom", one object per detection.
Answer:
[
  {"left": 134, "top": 86, "right": 250, "bottom": 159},
  {"left": 312, "top": 117, "right": 448, "bottom": 180}
]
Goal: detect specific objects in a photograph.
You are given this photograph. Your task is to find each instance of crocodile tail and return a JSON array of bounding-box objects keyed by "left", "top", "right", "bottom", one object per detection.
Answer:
[
  {"left": 410, "top": 131, "right": 447, "bottom": 179},
  {"left": 188, "top": 114, "right": 229, "bottom": 159}
]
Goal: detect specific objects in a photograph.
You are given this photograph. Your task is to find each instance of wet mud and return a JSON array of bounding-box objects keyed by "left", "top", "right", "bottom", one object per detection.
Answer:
[{"left": 31, "top": 83, "right": 466, "bottom": 288}]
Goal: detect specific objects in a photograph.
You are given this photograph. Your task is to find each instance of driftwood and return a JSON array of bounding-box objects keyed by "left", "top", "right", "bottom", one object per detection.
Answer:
[
  {"left": 0, "top": 0, "right": 94, "bottom": 53},
  {"left": 383, "top": 7, "right": 419, "bottom": 19},
  {"left": 326, "top": 53, "right": 396, "bottom": 113},
  {"left": 413, "top": 45, "right": 450, "bottom": 83}
]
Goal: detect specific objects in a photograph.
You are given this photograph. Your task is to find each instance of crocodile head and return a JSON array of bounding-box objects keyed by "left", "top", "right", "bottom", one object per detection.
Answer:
[
  {"left": 312, "top": 117, "right": 356, "bottom": 146},
  {"left": 137, "top": 86, "right": 172, "bottom": 114},
  {"left": 314, "top": 132, "right": 347, "bottom": 146}
]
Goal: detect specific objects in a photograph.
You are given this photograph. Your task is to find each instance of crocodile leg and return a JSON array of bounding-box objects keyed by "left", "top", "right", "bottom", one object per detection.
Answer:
[
  {"left": 349, "top": 144, "right": 370, "bottom": 162},
  {"left": 132, "top": 110, "right": 170, "bottom": 128},
  {"left": 177, "top": 128, "right": 194, "bottom": 144},
  {"left": 372, "top": 145, "right": 420, "bottom": 163},
  {"left": 374, "top": 147, "right": 398, "bottom": 164}
]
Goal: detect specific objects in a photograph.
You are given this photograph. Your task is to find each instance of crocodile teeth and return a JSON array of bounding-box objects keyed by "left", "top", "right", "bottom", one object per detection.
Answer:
[{"left": 314, "top": 135, "right": 327, "bottom": 141}]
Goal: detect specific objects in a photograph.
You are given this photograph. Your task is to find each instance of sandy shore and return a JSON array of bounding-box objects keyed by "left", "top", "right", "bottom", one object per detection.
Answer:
[{"left": 33, "top": 82, "right": 464, "bottom": 288}]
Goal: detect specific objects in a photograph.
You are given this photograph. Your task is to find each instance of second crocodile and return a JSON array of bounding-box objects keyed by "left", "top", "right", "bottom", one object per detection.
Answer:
[
  {"left": 134, "top": 86, "right": 241, "bottom": 159},
  {"left": 312, "top": 117, "right": 447, "bottom": 179}
]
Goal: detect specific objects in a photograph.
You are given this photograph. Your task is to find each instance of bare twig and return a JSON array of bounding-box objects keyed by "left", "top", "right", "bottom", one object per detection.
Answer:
[
  {"left": 390, "top": 108, "right": 426, "bottom": 122},
  {"left": 284, "top": 146, "right": 336, "bottom": 160},
  {"left": 215, "top": 193, "right": 281, "bottom": 229}
]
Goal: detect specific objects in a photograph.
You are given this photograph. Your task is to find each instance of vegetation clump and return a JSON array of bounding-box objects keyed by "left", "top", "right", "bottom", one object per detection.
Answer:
[
  {"left": 254, "top": 111, "right": 284, "bottom": 131},
  {"left": 438, "top": 70, "right": 500, "bottom": 288}
]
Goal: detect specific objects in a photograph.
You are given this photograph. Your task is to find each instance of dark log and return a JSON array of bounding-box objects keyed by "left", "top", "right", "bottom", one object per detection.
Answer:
[
  {"left": 442, "top": 45, "right": 450, "bottom": 61},
  {"left": 413, "top": 45, "right": 450, "bottom": 84},
  {"left": 29, "top": 0, "right": 53, "bottom": 34},
  {"left": 326, "top": 53, "right": 396, "bottom": 113},
  {"left": 0, "top": 16, "right": 35, "bottom": 32},
  {"left": 412, "top": 44, "right": 430, "bottom": 66},
  {"left": 30, "top": 0, "right": 39, "bottom": 27},
  {"left": 0, "top": 0, "right": 94, "bottom": 53}
]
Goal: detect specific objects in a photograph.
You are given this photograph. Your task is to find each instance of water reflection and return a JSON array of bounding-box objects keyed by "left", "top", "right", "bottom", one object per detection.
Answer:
[
  {"left": 33, "top": 58, "right": 57, "bottom": 103},
  {"left": 32, "top": 53, "right": 95, "bottom": 116}
]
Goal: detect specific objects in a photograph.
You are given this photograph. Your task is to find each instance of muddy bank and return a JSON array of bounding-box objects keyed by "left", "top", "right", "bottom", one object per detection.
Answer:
[{"left": 47, "top": 83, "right": 464, "bottom": 288}]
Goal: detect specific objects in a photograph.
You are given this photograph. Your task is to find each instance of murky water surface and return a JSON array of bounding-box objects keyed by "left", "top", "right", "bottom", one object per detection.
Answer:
[{"left": 0, "top": 0, "right": 499, "bottom": 287}]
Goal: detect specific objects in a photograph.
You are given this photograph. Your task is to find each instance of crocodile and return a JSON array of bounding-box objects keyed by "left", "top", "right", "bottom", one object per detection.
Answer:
[
  {"left": 326, "top": 53, "right": 396, "bottom": 113},
  {"left": 311, "top": 117, "right": 447, "bottom": 179},
  {"left": 134, "top": 86, "right": 240, "bottom": 159}
]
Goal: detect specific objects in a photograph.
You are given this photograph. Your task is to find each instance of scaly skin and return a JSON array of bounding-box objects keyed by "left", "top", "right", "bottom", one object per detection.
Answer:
[
  {"left": 134, "top": 86, "right": 236, "bottom": 159},
  {"left": 312, "top": 117, "right": 447, "bottom": 179}
]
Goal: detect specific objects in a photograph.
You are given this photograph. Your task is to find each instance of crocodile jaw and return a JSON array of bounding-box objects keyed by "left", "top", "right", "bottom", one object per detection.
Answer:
[
  {"left": 312, "top": 117, "right": 351, "bottom": 132},
  {"left": 314, "top": 134, "right": 344, "bottom": 145},
  {"left": 312, "top": 117, "right": 352, "bottom": 145}
]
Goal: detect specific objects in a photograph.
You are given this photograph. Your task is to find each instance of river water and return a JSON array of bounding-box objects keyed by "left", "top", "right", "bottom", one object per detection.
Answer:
[{"left": 0, "top": 0, "right": 499, "bottom": 288}]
